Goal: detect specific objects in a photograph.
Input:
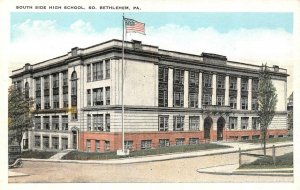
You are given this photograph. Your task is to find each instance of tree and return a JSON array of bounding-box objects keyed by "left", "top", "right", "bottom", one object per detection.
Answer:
[
  {"left": 257, "top": 64, "right": 278, "bottom": 156},
  {"left": 8, "top": 85, "right": 33, "bottom": 147}
]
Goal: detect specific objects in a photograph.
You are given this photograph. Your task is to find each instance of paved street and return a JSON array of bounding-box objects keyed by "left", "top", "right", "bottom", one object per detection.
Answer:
[{"left": 9, "top": 146, "right": 293, "bottom": 183}]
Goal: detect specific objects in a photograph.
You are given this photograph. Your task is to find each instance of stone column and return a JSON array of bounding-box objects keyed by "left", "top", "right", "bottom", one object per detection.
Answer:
[
  {"left": 184, "top": 70, "right": 189, "bottom": 108},
  {"left": 212, "top": 74, "right": 217, "bottom": 105},
  {"left": 199, "top": 115, "right": 204, "bottom": 131},
  {"left": 59, "top": 72, "right": 63, "bottom": 108},
  {"left": 49, "top": 75, "right": 53, "bottom": 109},
  {"left": 168, "top": 68, "right": 173, "bottom": 107},
  {"left": 41, "top": 77, "right": 44, "bottom": 109},
  {"left": 40, "top": 135, "right": 43, "bottom": 150},
  {"left": 225, "top": 75, "right": 230, "bottom": 106},
  {"left": 154, "top": 65, "right": 159, "bottom": 107},
  {"left": 237, "top": 117, "right": 241, "bottom": 130},
  {"left": 248, "top": 117, "right": 252, "bottom": 130},
  {"left": 198, "top": 72, "right": 203, "bottom": 108},
  {"left": 248, "top": 78, "right": 252, "bottom": 110},
  {"left": 237, "top": 77, "right": 241, "bottom": 110}
]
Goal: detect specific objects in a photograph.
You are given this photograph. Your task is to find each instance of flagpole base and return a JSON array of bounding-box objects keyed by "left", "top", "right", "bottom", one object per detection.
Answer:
[{"left": 117, "top": 149, "right": 130, "bottom": 156}]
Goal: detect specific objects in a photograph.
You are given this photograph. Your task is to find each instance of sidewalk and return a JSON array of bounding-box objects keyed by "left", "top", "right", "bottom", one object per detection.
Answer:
[
  {"left": 22, "top": 141, "right": 293, "bottom": 165},
  {"left": 49, "top": 149, "right": 73, "bottom": 160}
]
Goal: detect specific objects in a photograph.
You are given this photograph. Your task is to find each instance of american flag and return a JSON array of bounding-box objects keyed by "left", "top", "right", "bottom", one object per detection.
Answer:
[{"left": 124, "top": 18, "right": 145, "bottom": 35}]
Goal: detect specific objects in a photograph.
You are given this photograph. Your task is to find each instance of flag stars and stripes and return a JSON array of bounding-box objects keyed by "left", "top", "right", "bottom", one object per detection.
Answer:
[{"left": 124, "top": 18, "right": 145, "bottom": 35}]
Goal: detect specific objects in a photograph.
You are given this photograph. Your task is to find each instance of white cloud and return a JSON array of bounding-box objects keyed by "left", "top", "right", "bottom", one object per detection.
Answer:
[{"left": 10, "top": 19, "right": 294, "bottom": 95}]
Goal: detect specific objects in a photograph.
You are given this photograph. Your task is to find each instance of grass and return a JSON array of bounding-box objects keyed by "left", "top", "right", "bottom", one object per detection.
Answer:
[
  {"left": 239, "top": 152, "right": 293, "bottom": 169},
  {"left": 242, "top": 136, "right": 293, "bottom": 144},
  {"left": 62, "top": 143, "right": 231, "bottom": 160},
  {"left": 21, "top": 150, "right": 57, "bottom": 159}
]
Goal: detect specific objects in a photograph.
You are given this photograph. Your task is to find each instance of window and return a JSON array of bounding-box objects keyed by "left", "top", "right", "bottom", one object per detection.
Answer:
[
  {"left": 173, "top": 92, "right": 184, "bottom": 107},
  {"left": 87, "top": 90, "right": 91, "bottom": 106},
  {"left": 71, "top": 113, "right": 78, "bottom": 120},
  {"left": 62, "top": 71, "right": 68, "bottom": 108},
  {"left": 176, "top": 138, "right": 185, "bottom": 146},
  {"left": 87, "top": 114, "right": 91, "bottom": 131},
  {"left": 44, "top": 76, "right": 49, "bottom": 90},
  {"left": 158, "top": 67, "right": 168, "bottom": 107},
  {"left": 189, "top": 71, "right": 199, "bottom": 86},
  {"left": 95, "top": 140, "right": 100, "bottom": 152},
  {"left": 252, "top": 79, "right": 259, "bottom": 91},
  {"left": 229, "top": 117, "right": 237, "bottom": 130},
  {"left": 229, "top": 76, "right": 237, "bottom": 90},
  {"left": 217, "top": 75, "right": 225, "bottom": 89},
  {"left": 189, "top": 116, "right": 199, "bottom": 131},
  {"left": 230, "top": 96, "right": 237, "bottom": 109},
  {"left": 124, "top": 141, "right": 133, "bottom": 150},
  {"left": 105, "top": 114, "right": 110, "bottom": 132},
  {"left": 174, "top": 69, "right": 184, "bottom": 85},
  {"left": 105, "top": 87, "right": 110, "bottom": 105},
  {"left": 252, "top": 117, "right": 260, "bottom": 130},
  {"left": 24, "top": 82, "right": 29, "bottom": 99},
  {"left": 241, "top": 97, "right": 248, "bottom": 110},
  {"left": 189, "top": 138, "right": 199, "bottom": 145},
  {"left": 35, "top": 116, "right": 41, "bottom": 130},
  {"left": 159, "top": 115, "right": 169, "bottom": 131},
  {"left": 241, "top": 117, "right": 249, "bottom": 129},
  {"left": 252, "top": 98, "right": 258, "bottom": 110},
  {"left": 241, "top": 78, "right": 248, "bottom": 91},
  {"left": 35, "top": 78, "right": 41, "bottom": 110},
  {"left": 62, "top": 115, "right": 68, "bottom": 130},
  {"left": 52, "top": 137, "right": 59, "bottom": 149},
  {"left": 43, "top": 136, "right": 49, "bottom": 149},
  {"left": 105, "top": 60, "right": 110, "bottom": 79},
  {"left": 93, "top": 114, "right": 103, "bottom": 131},
  {"left": 34, "top": 135, "right": 41, "bottom": 148},
  {"left": 173, "top": 69, "right": 184, "bottom": 107},
  {"left": 93, "top": 88, "right": 103, "bottom": 106},
  {"left": 62, "top": 71, "right": 68, "bottom": 86},
  {"left": 43, "top": 116, "right": 50, "bottom": 130},
  {"left": 141, "top": 140, "right": 152, "bottom": 150},
  {"left": 189, "top": 93, "right": 198, "bottom": 108},
  {"left": 203, "top": 73, "right": 212, "bottom": 87},
  {"left": 53, "top": 94, "right": 59, "bottom": 109},
  {"left": 93, "top": 62, "right": 103, "bottom": 81},
  {"left": 44, "top": 96, "right": 50, "bottom": 109},
  {"left": 62, "top": 138, "right": 68, "bottom": 150},
  {"left": 252, "top": 135, "right": 260, "bottom": 140},
  {"left": 86, "top": 139, "right": 91, "bottom": 152},
  {"left": 159, "top": 139, "right": 170, "bottom": 147},
  {"left": 71, "top": 71, "right": 77, "bottom": 107},
  {"left": 173, "top": 116, "right": 184, "bottom": 131},
  {"left": 87, "top": 64, "right": 91, "bottom": 82},
  {"left": 52, "top": 73, "right": 59, "bottom": 88},
  {"left": 202, "top": 94, "right": 212, "bottom": 105},
  {"left": 52, "top": 116, "right": 59, "bottom": 130},
  {"left": 217, "top": 95, "right": 225, "bottom": 106},
  {"left": 104, "top": 141, "right": 110, "bottom": 151}
]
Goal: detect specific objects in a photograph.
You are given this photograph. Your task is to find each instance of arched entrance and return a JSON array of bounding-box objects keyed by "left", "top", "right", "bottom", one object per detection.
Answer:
[
  {"left": 71, "top": 128, "right": 78, "bottom": 149},
  {"left": 204, "top": 117, "right": 213, "bottom": 139},
  {"left": 217, "top": 117, "right": 226, "bottom": 141}
]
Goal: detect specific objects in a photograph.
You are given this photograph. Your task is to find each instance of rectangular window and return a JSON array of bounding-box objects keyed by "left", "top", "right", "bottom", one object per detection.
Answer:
[
  {"left": 52, "top": 137, "right": 59, "bottom": 149},
  {"left": 62, "top": 138, "right": 68, "bottom": 150},
  {"left": 86, "top": 139, "right": 91, "bottom": 152},
  {"left": 35, "top": 78, "right": 41, "bottom": 110},
  {"left": 62, "top": 71, "right": 68, "bottom": 86},
  {"left": 203, "top": 73, "right": 212, "bottom": 88},
  {"left": 159, "top": 139, "right": 170, "bottom": 148},
  {"left": 105, "top": 87, "right": 110, "bottom": 105},
  {"left": 229, "top": 76, "right": 237, "bottom": 90},
  {"left": 252, "top": 79, "right": 259, "bottom": 91},
  {"left": 53, "top": 94, "right": 59, "bottom": 109},
  {"left": 87, "top": 64, "right": 91, "bottom": 82},
  {"left": 229, "top": 117, "right": 237, "bottom": 130},
  {"left": 241, "top": 117, "right": 249, "bottom": 129},
  {"left": 43, "top": 116, "right": 50, "bottom": 130},
  {"left": 44, "top": 96, "right": 50, "bottom": 109},
  {"left": 124, "top": 140, "right": 133, "bottom": 150},
  {"left": 158, "top": 67, "right": 168, "bottom": 107},
  {"left": 217, "top": 95, "right": 225, "bottom": 106},
  {"left": 189, "top": 93, "right": 198, "bottom": 108},
  {"left": 87, "top": 89, "right": 91, "bottom": 106},
  {"left": 52, "top": 116, "right": 59, "bottom": 130},
  {"left": 87, "top": 114, "right": 91, "bottom": 131},
  {"left": 35, "top": 116, "right": 41, "bottom": 130},
  {"left": 174, "top": 69, "right": 184, "bottom": 85},
  {"left": 62, "top": 115, "right": 68, "bottom": 130},
  {"left": 176, "top": 138, "right": 185, "bottom": 146},
  {"left": 159, "top": 67, "right": 169, "bottom": 83},
  {"left": 141, "top": 140, "right": 152, "bottom": 150},
  {"left": 252, "top": 117, "right": 260, "bottom": 130},
  {"left": 241, "top": 78, "right": 248, "bottom": 91},
  {"left": 189, "top": 116, "right": 199, "bottom": 131},
  {"left": 93, "top": 88, "right": 103, "bottom": 106},
  {"left": 217, "top": 75, "right": 225, "bottom": 89},
  {"left": 43, "top": 136, "right": 49, "bottom": 149},
  {"left": 252, "top": 98, "right": 258, "bottom": 110},
  {"left": 44, "top": 76, "right": 49, "bottom": 90},
  {"left": 93, "top": 62, "right": 103, "bottom": 81},
  {"left": 52, "top": 73, "right": 59, "bottom": 88},
  {"left": 63, "top": 94, "right": 68, "bottom": 108},
  {"left": 189, "top": 71, "right": 199, "bottom": 86},
  {"left": 34, "top": 135, "right": 41, "bottom": 148},
  {"left": 104, "top": 141, "right": 110, "bottom": 151},
  {"left": 173, "top": 69, "right": 184, "bottom": 107},
  {"left": 158, "top": 115, "right": 169, "bottom": 131},
  {"left": 241, "top": 97, "right": 248, "bottom": 110},
  {"left": 93, "top": 114, "right": 103, "bottom": 131},
  {"left": 105, "top": 60, "right": 110, "bottom": 79},
  {"left": 189, "top": 138, "right": 199, "bottom": 145},
  {"left": 105, "top": 114, "right": 110, "bottom": 132},
  {"left": 202, "top": 94, "right": 212, "bottom": 105},
  {"left": 173, "top": 92, "right": 184, "bottom": 107},
  {"left": 95, "top": 140, "right": 100, "bottom": 152},
  {"left": 173, "top": 116, "right": 184, "bottom": 131},
  {"left": 158, "top": 90, "right": 168, "bottom": 107},
  {"left": 230, "top": 96, "right": 237, "bottom": 109}
]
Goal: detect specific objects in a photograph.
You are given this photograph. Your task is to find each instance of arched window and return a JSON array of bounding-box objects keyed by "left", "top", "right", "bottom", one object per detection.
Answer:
[{"left": 24, "top": 82, "right": 29, "bottom": 99}]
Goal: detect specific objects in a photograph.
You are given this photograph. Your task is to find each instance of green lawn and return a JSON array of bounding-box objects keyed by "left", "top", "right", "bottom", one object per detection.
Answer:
[
  {"left": 62, "top": 143, "right": 231, "bottom": 160},
  {"left": 21, "top": 150, "right": 57, "bottom": 159},
  {"left": 243, "top": 136, "right": 293, "bottom": 144},
  {"left": 239, "top": 152, "right": 293, "bottom": 169}
]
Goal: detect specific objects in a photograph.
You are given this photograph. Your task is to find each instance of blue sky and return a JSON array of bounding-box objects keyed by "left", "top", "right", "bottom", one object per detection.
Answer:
[{"left": 11, "top": 12, "right": 293, "bottom": 40}]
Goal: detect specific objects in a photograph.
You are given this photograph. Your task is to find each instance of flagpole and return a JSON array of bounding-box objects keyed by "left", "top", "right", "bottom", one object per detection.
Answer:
[{"left": 121, "top": 13, "right": 125, "bottom": 153}]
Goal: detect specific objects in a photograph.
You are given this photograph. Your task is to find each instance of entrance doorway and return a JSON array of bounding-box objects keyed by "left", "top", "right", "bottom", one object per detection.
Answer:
[
  {"left": 217, "top": 117, "right": 225, "bottom": 141},
  {"left": 204, "top": 117, "right": 213, "bottom": 139},
  {"left": 72, "top": 129, "right": 77, "bottom": 149}
]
